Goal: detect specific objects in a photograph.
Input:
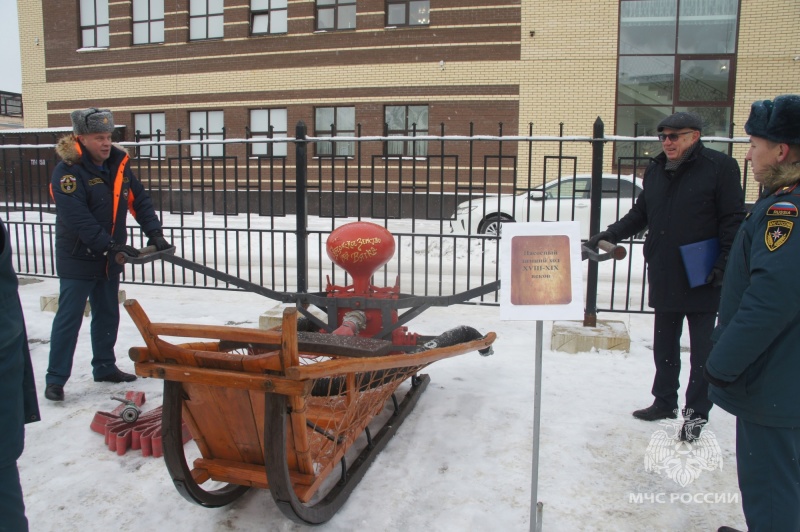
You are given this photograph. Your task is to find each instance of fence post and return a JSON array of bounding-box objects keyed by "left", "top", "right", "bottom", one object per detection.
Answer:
[
  {"left": 295, "top": 121, "right": 308, "bottom": 294},
  {"left": 584, "top": 117, "right": 604, "bottom": 327}
]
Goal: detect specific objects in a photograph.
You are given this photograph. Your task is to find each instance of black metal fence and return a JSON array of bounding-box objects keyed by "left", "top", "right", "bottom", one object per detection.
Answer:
[{"left": 0, "top": 120, "right": 751, "bottom": 315}]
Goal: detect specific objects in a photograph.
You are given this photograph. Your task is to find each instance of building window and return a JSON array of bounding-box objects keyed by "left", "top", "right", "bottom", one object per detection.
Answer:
[
  {"left": 616, "top": 0, "right": 739, "bottom": 161},
  {"left": 133, "top": 0, "right": 165, "bottom": 44},
  {"left": 317, "top": 0, "right": 356, "bottom": 31},
  {"left": 314, "top": 107, "right": 355, "bottom": 157},
  {"left": 249, "top": 108, "right": 288, "bottom": 157},
  {"left": 385, "top": 105, "right": 428, "bottom": 157},
  {"left": 134, "top": 113, "right": 166, "bottom": 159},
  {"left": 189, "top": 111, "right": 224, "bottom": 157},
  {"left": 80, "top": 0, "right": 109, "bottom": 48},
  {"left": 251, "top": 0, "right": 288, "bottom": 35},
  {"left": 190, "top": 0, "right": 224, "bottom": 40},
  {"left": 386, "top": 0, "right": 429, "bottom": 26}
]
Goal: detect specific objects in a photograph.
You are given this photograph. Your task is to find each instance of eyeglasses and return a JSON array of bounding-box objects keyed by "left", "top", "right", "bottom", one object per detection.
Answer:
[{"left": 657, "top": 131, "right": 694, "bottom": 142}]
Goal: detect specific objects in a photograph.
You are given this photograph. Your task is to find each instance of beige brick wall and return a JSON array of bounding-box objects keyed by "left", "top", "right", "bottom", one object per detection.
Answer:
[{"left": 18, "top": 0, "right": 47, "bottom": 127}]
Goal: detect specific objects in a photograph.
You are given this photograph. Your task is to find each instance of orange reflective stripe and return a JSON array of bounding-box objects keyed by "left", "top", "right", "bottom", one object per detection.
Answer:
[
  {"left": 110, "top": 154, "right": 128, "bottom": 238},
  {"left": 49, "top": 183, "right": 54, "bottom": 202},
  {"left": 74, "top": 141, "right": 82, "bottom": 157},
  {"left": 128, "top": 190, "right": 137, "bottom": 218}
]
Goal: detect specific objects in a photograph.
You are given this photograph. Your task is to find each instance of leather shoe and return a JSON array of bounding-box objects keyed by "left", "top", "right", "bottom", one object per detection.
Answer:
[
  {"left": 717, "top": 527, "right": 744, "bottom": 532},
  {"left": 44, "top": 384, "right": 64, "bottom": 401},
  {"left": 94, "top": 368, "right": 137, "bottom": 383},
  {"left": 632, "top": 405, "right": 677, "bottom": 421}
]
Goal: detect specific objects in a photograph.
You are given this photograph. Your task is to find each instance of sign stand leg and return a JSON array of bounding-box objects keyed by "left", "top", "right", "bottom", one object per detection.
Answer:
[{"left": 530, "top": 320, "right": 543, "bottom": 532}]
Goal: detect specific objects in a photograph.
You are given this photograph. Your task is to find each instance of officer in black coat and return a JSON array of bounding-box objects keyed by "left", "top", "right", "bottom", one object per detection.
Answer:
[
  {"left": 587, "top": 112, "right": 745, "bottom": 440},
  {"left": 45, "top": 108, "right": 171, "bottom": 402},
  {"left": 0, "top": 216, "right": 40, "bottom": 531}
]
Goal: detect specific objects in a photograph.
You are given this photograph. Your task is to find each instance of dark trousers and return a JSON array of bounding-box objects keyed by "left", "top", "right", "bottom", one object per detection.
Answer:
[
  {"left": 650, "top": 311, "right": 714, "bottom": 419},
  {"left": 0, "top": 462, "right": 28, "bottom": 532},
  {"left": 46, "top": 276, "right": 120, "bottom": 386},
  {"left": 737, "top": 418, "right": 800, "bottom": 532}
]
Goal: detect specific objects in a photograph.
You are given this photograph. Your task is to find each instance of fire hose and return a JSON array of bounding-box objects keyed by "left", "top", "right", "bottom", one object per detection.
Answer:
[{"left": 90, "top": 391, "right": 191, "bottom": 457}]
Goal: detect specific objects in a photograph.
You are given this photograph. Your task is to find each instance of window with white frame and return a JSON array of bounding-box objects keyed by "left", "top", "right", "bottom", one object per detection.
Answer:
[
  {"left": 133, "top": 0, "right": 165, "bottom": 44},
  {"left": 134, "top": 112, "right": 166, "bottom": 159},
  {"left": 251, "top": 0, "right": 288, "bottom": 35},
  {"left": 315, "top": 107, "right": 355, "bottom": 156},
  {"left": 249, "top": 108, "right": 288, "bottom": 157},
  {"left": 189, "top": 111, "right": 224, "bottom": 158},
  {"left": 386, "top": 0, "right": 429, "bottom": 26},
  {"left": 80, "top": 0, "right": 109, "bottom": 48},
  {"left": 189, "top": 0, "right": 224, "bottom": 40},
  {"left": 385, "top": 105, "right": 428, "bottom": 156},
  {"left": 317, "top": 0, "right": 356, "bottom": 31}
]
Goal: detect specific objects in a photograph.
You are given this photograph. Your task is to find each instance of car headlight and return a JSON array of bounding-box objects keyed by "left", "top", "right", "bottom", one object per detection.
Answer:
[{"left": 456, "top": 205, "right": 478, "bottom": 215}]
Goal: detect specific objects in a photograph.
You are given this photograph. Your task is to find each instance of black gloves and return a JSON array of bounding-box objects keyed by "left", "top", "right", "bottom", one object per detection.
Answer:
[
  {"left": 706, "top": 267, "right": 724, "bottom": 287},
  {"left": 147, "top": 230, "right": 172, "bottom": 251},
  {"left": 703, "top": 366, "right": 731, "bottom": 388},
  {"left": 108, "top": 240, "right": 140, "bottom": 258},
  {"left": 586, "top": 231, "right": 616, "bottom": 249}
]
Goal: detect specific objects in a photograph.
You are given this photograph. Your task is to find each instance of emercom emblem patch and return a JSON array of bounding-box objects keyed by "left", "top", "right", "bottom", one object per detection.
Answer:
[
  {"left": 767, "top": 202, "right": 799, "bottom": 217},
  {"left": 60, "top": 175, "right": 77, "bottom": 194},
  {"left": 765, "top": 219, "right": 793, "bottom": 252}
]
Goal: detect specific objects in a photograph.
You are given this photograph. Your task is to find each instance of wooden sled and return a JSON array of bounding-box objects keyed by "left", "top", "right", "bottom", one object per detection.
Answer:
[{"left": 124, "top": 299, "right": 496, "bottom": 524}]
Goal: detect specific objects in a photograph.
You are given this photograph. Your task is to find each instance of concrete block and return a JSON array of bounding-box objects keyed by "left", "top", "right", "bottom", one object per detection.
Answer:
[
  {"left": 259, "top": 303, "right": 328, "bottom": 330},
  {"left": 40, "top": 290, "right": 127, "bottom": 318},
  {"left": 550, "top": 319, "right": 630, "bottom": 354}
]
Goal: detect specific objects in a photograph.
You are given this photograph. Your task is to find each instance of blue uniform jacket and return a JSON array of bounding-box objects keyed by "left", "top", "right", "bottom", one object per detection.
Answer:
[
  {"left": 707, "top": 164, "right": 800, "bottom": 427},
  {"left": 50, "top": 135, "right": 162, "bottom": 280},
  {"left": 0, "top": 217, "right": 40, "bottom": 468}
]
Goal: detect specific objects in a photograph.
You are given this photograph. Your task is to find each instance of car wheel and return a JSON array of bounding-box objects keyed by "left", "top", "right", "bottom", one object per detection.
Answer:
[{"left": 479, "top": 215, "right": 514, "bottom": 236}]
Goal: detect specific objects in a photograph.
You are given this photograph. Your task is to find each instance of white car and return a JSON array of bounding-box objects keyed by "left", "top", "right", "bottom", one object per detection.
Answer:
[{"left": 450, "top": 173, "right": 644, "bottom": 239}]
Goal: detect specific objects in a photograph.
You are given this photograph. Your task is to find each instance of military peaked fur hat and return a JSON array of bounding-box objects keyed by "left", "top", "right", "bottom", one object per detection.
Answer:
[
  {"left": 745, "top": 95, "right": 800, "bottom": 145},
  {"left": 71, "top": 108, "right": 115, "bottom": 135}
]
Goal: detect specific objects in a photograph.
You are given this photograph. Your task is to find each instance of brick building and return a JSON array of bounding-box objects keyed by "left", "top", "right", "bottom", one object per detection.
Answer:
[{"left": 13, "top": 0, "right": 800, "bottom": 200}]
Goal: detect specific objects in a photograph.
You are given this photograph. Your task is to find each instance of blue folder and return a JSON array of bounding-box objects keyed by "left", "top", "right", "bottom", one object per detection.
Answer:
[{"left": 679, "top": 237, "right": 720, "bottom": 288}]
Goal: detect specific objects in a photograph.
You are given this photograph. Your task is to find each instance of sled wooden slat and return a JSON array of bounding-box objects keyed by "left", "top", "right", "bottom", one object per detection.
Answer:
[
  {"left": 285, "top": 332, "right": 497, "bottom": 380},
  {"left": 134, "top": 362, "right": 311, "bottom": 395}
]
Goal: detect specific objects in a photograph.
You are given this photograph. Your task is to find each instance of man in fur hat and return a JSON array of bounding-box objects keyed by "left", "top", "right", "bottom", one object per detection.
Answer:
[
  {"left": 45, "top": 108, "right": 171, "bottom": 402},
  {"left": 705, "top": 95, "right": 800, "bottom": 532}
]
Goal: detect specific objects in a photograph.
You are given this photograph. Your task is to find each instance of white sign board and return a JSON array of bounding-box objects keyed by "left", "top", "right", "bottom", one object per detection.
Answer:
[{"left": 499, "top": 222, "right": 584, "bottom": 321}]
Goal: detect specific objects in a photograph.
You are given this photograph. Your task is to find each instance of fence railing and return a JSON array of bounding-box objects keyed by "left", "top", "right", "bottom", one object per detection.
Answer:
[{"left": 0, "top": 120, "right": 751, "bottom": 316}]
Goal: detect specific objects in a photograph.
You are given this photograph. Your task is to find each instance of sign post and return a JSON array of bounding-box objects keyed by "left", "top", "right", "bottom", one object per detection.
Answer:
[{"left": 499, "top": 222, "right": 584, "bottom": 532}]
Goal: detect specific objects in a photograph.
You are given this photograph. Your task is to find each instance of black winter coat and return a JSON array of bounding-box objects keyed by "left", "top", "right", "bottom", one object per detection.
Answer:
[
  {"left": 50, "top": 136, "right": 162, "bottom": 280},
  {"left": 606, "top": 142, "right": 745, "bottom": 312},
  {"left": 0, "top": 217, "right": 40, "bottom": 468}
]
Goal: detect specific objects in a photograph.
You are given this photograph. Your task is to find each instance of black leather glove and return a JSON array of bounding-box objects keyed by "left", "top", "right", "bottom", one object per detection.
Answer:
[
  {"left": 703, "top": 366, "right": 731, "bottom": 388},
  {"left": 586, "top": 231, "right": 616, "bottom": 249},
  {"left": 147, "top": 230, "right": 171, "bottom": 251},
  {"left": 705, "top": 267, "right": 724, "bottom": 287},
  {"left": 108, "top": 241, "right": 140, "bottom": 258}
]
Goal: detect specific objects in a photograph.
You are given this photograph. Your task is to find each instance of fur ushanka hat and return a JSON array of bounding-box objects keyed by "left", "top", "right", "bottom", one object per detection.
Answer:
[
  {"left": 745, "top": 95, "right": 800, "bottom": 145},
  {"left": 71, "top": 108, "right": 115, "bottom": 135}
]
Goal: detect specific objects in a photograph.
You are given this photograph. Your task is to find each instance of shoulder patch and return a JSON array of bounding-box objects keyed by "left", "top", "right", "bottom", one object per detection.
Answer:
[
  {"left": 60, "top": 175, "right": 77, "bottom": 194},
  {"left": 766, "top": 202, "right": 798, "bottom": 217},
  {"left": 765, "top": 219, "right": 793, "bottom": 251},
  {"left": 775, "top": 184, "right": 799, "bottom": 197}
]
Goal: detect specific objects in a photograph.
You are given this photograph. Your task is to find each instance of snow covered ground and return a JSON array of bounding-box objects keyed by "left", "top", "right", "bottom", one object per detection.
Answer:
[
  {"left": 6, "top": 211, "right": 745, "bottom": 531},
  {"left": 15, "top": 277, "right": 747, "bottom": 531}
]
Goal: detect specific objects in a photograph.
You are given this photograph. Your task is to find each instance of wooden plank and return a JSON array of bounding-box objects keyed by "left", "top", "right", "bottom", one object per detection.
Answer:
[
  {"left": 281, "top": 308, "right": 315, "bottom": 477},
  {"left": 123, "top": 299, "right": 159, "bottom": 355},
  {"left": 133, "top": 362, "right": 313, "bottom": 396},
  {"left": 286, "top": 332, "right": 497, "bottom": 380},
  {"left": 183, "top": 383, "right": 247, "bottom": 463},
  {"left": 149, "top": 322, "right": 283, "bottom": 344},
  {"left": 194, "top": 458, "right": 316, "bottom": 490}
]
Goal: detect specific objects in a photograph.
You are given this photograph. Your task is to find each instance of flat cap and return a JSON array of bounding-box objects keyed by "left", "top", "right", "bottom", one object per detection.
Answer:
[
  {"left": 657, "top": 112, "right": 703, "bottom": 132},
  {"left": 744, "top": 95, "right": 800, "bottom": 145},
  {"left": 71, "top": 108, "right": 115, "bottom": 135}
]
